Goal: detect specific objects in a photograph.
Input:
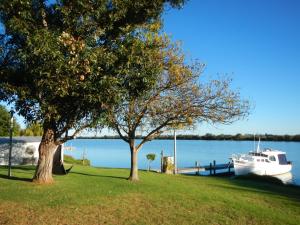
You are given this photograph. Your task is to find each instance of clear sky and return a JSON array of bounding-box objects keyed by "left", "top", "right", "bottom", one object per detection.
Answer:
[
  {"left": 1, "top": 0, "right": 300, "bottom": 135},
  {"left": 162, "top": 0, "right": 300, "bottom": 135}
]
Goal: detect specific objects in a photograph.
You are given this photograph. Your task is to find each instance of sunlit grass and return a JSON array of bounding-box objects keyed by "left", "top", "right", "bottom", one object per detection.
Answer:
[{"left": 0, "top": 165, "right": 300, "bottom": 225}]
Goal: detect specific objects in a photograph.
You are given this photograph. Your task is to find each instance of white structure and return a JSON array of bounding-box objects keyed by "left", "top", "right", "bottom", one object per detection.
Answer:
[
  {"left": 0, "top": 137, "right": 41, "bottom": 165},
  {"left": 232, "top": 148, "right": 292, "bottom": 176}
]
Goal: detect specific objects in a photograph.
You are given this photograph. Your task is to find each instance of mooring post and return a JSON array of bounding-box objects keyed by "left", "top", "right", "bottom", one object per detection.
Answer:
[
  {"left": 160, "top": 150, "right": 164, "bottom": 173},
  {"left": 228, "top": 162, "right": 231, "bottom": 173},
  {"left": 195, "top": 161, "right": 199, "bottom": 175},
  {"left": 213, "top": 160, "right": 216, "bottom": 175},
  {"left": 173, "top": 129, "right": 177, "bottom": 174},
  {"left": 209, "top": 162, "right": 212, "bottom": 175}
]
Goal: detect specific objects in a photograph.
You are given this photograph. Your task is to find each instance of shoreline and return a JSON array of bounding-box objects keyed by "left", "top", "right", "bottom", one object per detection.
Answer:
[{"left": 76, "top": 135, "right": 300, "bottom": 142}]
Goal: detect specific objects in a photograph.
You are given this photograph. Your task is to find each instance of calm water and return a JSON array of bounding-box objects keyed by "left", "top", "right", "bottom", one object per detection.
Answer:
[{"left": 65, "top": 139, "right": 300, "bottom": 185}]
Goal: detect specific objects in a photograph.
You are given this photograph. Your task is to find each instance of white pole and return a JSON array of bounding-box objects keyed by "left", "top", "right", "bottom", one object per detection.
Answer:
[
  {"left": 173, "top": 129, "right": 177, "bottom": 174},
  {"left": 8, "top": 109, "right": 14, "bottom": 177},
  {"left": 253, "top": 134, "right": 255, "bottom": 152},
  {"left": 256, "top": 137, "right": 260, "bottom": 153}
]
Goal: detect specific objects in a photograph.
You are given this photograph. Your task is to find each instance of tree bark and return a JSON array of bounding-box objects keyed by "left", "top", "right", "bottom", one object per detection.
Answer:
[
  {"left": 33, "top": 128, "right": 58, "bottom": 184},
  {"left": 128, "top": 144, "right": 139, "bottom": 181}
]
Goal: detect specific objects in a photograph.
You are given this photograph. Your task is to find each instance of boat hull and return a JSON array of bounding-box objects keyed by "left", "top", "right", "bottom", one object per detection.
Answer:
[{"left": 233, "top": 160, "right": 292, "bottom": 176}]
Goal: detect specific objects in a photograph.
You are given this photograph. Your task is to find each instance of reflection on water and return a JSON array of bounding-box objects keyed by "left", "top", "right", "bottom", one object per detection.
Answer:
[{"left": 273, "top": 172, "right": 294, "bottom": 184}]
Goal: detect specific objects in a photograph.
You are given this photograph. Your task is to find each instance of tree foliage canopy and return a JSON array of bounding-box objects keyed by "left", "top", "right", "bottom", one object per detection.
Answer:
[
  {"left": 146, "top": 153, "right": 156, "bottom": 162},
  {"left": 0, "top": 0, "right": 185, "bottom": 144}
]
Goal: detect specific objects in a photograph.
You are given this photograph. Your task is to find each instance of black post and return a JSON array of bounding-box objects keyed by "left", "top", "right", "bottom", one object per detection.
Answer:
[
  {"left": 213, "top": 160, "right": 216, "bottom": 175},
  {"left": 195, "top": 161, "right": 199, "bottom": 175},
  {"left": 209, "top": 163, "right": 212, "bottom": 175},
  {"left": 160, "top": 150, "right": 164, "bottom": 173},
  {"left": 228, "top": 162, "right": 231, "bottom": 173},
  {"left": 8, "top": 109, "right": 14, "bottom": 178}
]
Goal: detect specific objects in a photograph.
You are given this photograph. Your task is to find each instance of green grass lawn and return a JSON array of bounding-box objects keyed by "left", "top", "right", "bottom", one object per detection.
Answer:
[{"left": 0, "top": 165, "right": 300, "bottom": 225}]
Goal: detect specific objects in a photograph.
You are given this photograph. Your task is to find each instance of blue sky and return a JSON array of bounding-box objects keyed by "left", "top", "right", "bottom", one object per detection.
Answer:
[
  {"left": 162, "top": 0, "right": 300, "bottom": 135},
  {"left": 1, "top": 0, "right": 300, "bottom": 135}
]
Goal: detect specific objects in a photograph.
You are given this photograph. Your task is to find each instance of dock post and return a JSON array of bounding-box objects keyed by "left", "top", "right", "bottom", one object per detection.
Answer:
[
  {"left": 213, "top": 160, "right": 216, "bottom": 175},
  {"left": 173, "top": 130, "right": 177, "bottom": 174},
  {"left": 160, "top": 150, "right": 164, "bottom": 173},
  {"left": 209, "top": 163, "right": 212, "bottom": 175},
  {"left": 195, "top": 161, "right": 199, "bottom": 175},
  {"left": 228, "top": 162, "right": 231, "bottom": 173}
]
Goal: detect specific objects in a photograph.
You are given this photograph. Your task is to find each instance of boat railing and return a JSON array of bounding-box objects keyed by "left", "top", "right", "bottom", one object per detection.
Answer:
[
  {"left": 232, "top": 153, "right": 254, "bottom": 162},
  {"left": 231, "top": 154, "right": 240, "bottom": 160}
]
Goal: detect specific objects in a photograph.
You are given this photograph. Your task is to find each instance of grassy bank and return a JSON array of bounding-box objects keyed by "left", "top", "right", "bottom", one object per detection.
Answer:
[
  {"left": 64, "top": 154, "right": 90, "bottom": 166},
  {"left": 0, "top": 165, "right": 300, "bottom": 225}
]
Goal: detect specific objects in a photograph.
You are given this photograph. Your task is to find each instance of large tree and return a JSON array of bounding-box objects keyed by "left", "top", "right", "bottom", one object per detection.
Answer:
[
  {"left": 106, "top": 31, "right": 250, "bottom": 181},
  {"left": 0, "top": 0, "right": 185, "bottom": 183}
]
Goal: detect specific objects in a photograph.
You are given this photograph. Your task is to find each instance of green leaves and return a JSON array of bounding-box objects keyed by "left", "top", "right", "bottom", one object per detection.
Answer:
[
  {"left": 0, "top": 105, "right": 21, "bottom": 136},
  {"left": 146, "top": 153, "right": 156, "bottom": 161},
  {"left": 0, "top": 0, "right": 185, "bottom": 142}
]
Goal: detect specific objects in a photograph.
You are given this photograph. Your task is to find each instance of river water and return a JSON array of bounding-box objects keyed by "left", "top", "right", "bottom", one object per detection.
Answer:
[{"left": 65, "top": 139, "right": 300, "bottom": 185}]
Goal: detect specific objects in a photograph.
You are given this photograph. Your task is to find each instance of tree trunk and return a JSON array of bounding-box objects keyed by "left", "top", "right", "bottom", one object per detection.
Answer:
[
  {"left": 128, "top": 145, "right": 139, "bottom": 181},
  {"left": 33, "top": 128, "right": 58, "bottom": 184}
]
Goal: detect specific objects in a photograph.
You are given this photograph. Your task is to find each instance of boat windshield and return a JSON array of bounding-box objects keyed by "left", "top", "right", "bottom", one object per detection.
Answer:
[
  {"left": 278, "top": 154, "right": 288, "bottom": 165},
  {"left": 249, "top": 152, "right": 268, "bottom": 157}
]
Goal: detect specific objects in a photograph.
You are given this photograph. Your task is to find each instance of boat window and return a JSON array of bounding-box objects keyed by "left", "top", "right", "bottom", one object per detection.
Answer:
[
  {"left": 265, "top": 159, "right": 270, "bottom": 163},
  {"left": 257, "top": 159, "right": 260, "bottom": 162},
  {"left": 261, "top": 159, "right": 264, "bottom": 162},
  {"left": 249, "top": 152, "right": 268, "bottom": 157},
  {"left": 278, "top": 154, "right": 288, "bottom": 165},
  {"left": 269, "top": 156, "right": 276, "bottom": 161}
]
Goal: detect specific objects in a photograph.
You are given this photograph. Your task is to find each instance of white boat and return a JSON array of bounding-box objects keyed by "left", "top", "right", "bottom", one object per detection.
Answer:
[{"left": 232, "top": 139, "right": 292, "bottom": 176}]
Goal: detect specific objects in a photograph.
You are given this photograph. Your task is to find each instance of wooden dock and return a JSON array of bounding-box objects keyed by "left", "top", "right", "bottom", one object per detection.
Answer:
[
  {"left": 177, "top": 167, "right": 205, "bottom": 174},
  {"left": 177, "top": 161, "right": 233, "bottom": 175}
]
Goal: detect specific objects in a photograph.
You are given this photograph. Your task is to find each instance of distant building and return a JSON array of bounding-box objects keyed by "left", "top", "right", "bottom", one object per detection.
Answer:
[{"left": 0, "top": 137, "right": 41, "bottom": 165}]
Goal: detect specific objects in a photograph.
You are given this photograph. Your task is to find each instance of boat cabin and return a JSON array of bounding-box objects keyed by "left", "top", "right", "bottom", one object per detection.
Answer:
[
  {"left": 249, "top": 149, "right": 291, "bottom": 165},
  {"left": 232, "top": 146, "right": 292, "bottom": 176}
]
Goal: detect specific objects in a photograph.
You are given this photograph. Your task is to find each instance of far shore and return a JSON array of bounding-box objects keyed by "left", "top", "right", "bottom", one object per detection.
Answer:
[{"left": 76, "top": 134, "right": 300, "bottom": 142}]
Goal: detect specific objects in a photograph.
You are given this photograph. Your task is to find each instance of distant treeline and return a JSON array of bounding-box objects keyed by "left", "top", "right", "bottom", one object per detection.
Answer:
[{"left": 78, "top": 133, "right": 300, "bottom": 142}]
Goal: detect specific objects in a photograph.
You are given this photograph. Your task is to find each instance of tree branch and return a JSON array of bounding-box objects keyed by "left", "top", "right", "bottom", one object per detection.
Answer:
[
  {"left": 135, "top": 118, "right": 173, "bottom": 151},
  {"left": 55, "top": 123, "right": 90, "bottom": 145}
]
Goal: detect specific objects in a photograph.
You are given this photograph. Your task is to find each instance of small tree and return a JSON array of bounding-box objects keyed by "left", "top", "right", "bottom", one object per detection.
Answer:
[
  {"left": 0, "top": 105, "right": 20, "bottom": 136},
  {"left": 20, "top": 122, "right": 43, "bottom": 136},
  {"left": 106, "top": 31, "right": 250, "bottom": 181},
  {"left": 146, "top": 153, "right": 156, "bottom": 171}
]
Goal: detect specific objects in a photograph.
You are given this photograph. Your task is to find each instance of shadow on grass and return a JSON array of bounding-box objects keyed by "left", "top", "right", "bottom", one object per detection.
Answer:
[
  {"left": 0, "top": 174, "right": 32, "bottom": 182},
  {"left": 0, "top": 165, "right": 35, "bottom": 171},
  {"left": 70, "top": 171, "right": 128, "bottom": 180},
  {"left": 181, "top": 172, "right": 300, "bottom": 203},
  {"left": 0, "top": 166, "right": 36, "bottom": 175},
  {"left": 183, "top": 171, "right": 235, "bottom": 177},
  {"left": 0, "top": 166, "right": 34, "bottom": 182},
  {"left": 216, "top": 175, "right": 300, "bottom": 202},
  {"left": 10, "top": 165, "right": 36, "bottom": 171}
]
